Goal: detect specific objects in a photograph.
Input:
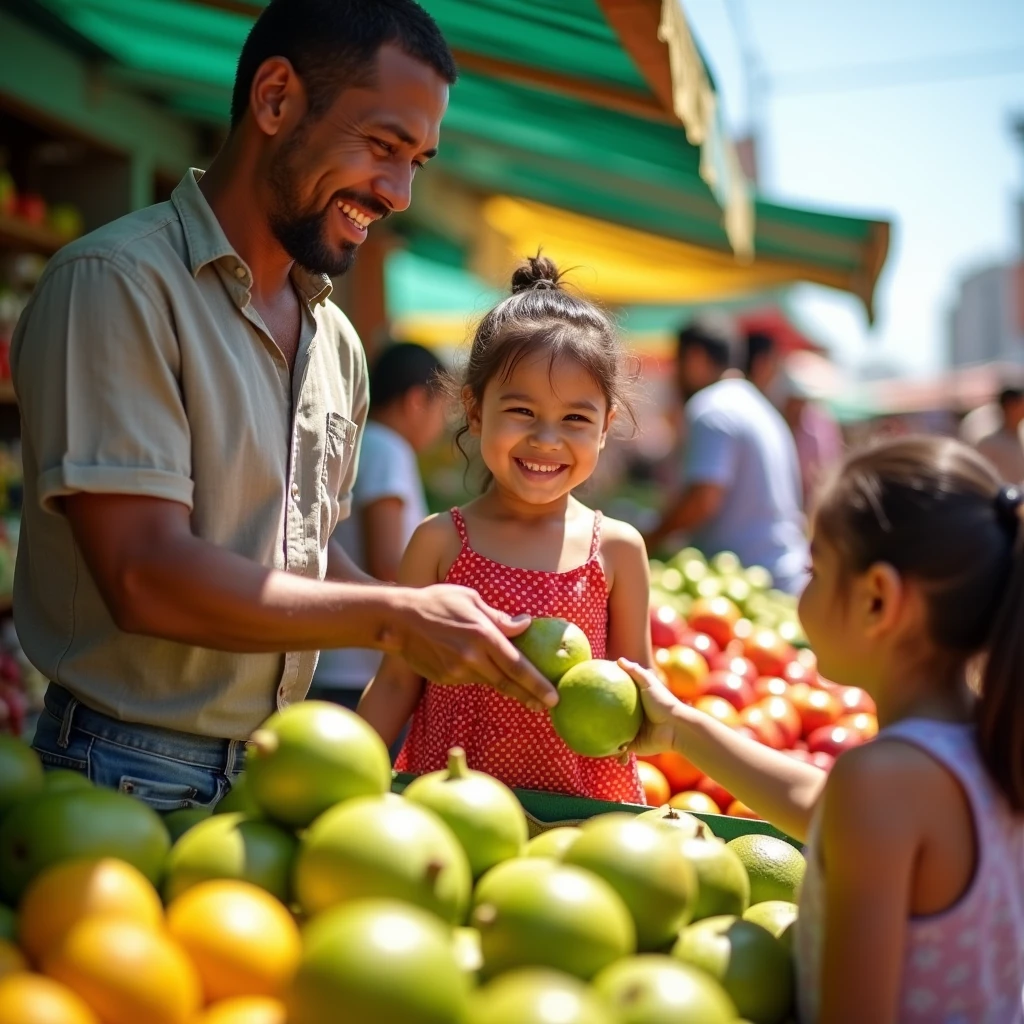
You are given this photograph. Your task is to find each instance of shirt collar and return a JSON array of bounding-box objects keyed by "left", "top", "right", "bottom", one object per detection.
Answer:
[{"left": 171, "top": 168, "right": 333, "bottom": 308}]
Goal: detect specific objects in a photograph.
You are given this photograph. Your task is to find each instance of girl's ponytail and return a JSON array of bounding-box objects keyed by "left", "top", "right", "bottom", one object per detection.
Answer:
[{"left": 977, "top": 489, "right": 1024, "bottom": 812}]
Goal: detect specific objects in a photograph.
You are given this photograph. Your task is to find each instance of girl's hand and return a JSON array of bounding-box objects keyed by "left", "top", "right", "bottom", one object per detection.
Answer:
[{"left": 617, "top": 658, "right": 684, "bottom": 758}]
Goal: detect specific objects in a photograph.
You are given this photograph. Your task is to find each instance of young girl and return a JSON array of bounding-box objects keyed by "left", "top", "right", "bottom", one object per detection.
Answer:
[
  {"left": 621, "top": 435, "right": 1024, "bottom": 1023},
  {"left": 359, "top": 255, "right": 652, "bottom": 802}
]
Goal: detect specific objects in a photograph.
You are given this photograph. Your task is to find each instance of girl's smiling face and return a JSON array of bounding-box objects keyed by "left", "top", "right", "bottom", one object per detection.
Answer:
[{"left": 467, "top": 349, "right": 614, "bottom": 508}]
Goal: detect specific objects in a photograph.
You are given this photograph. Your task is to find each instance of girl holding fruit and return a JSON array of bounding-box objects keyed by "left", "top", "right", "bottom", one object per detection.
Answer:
[
  {"left": 622, "top": 436, "right": 1024, "bottom": 1023},
  {"left": 360, "top": 255, "right": 651, "bottom": 802}
]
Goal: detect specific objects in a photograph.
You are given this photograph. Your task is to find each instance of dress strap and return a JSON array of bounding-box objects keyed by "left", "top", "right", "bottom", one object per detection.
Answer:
[
  {"left": 589, "top": 510, "right": 604, "bottom": 560},
  {"left": 450, "top": 507, "right": 469, "bottom": 545}
]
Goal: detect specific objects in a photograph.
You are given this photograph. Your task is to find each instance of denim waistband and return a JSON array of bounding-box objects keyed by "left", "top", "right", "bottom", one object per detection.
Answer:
[{"left": 43, "top": 683, "right": 247, "bottom": 774}]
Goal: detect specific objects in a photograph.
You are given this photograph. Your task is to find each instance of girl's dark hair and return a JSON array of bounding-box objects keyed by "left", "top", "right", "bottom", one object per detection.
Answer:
[
  {"left": 814, "top": 435, "right": 1024, "bottom": 810},
  {"left": 452, "top": 254, "right": 638, "bottom": 467}
]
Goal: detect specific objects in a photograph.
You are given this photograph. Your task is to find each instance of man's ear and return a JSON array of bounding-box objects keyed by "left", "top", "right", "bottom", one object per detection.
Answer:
[{"left": 249, "top": 56, "right": 306, "bottom": 137}]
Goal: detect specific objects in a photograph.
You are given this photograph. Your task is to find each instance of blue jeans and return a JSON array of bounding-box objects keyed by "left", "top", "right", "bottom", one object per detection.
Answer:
[{"left": 32, "top": 684, "right": 246, "bottom": 812}]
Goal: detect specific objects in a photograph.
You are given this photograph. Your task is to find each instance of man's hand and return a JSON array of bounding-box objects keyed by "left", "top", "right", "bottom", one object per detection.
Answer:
[{"left": 382, "top": 585, "right": 558, "bottom": 712}]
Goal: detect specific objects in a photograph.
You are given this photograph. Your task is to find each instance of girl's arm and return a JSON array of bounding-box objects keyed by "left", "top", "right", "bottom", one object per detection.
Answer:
[
  {"left": 620, "top": 661, "right": 827, "bottom": 842},
  {"left": 603, "top": 519, "right": 655, "bottom": 668},
  {"left": 816, "top": 743, "right": 923, "bottom": 1024},
  {"left": 358, "top": 515, "right": 451, "bottom": 745}
]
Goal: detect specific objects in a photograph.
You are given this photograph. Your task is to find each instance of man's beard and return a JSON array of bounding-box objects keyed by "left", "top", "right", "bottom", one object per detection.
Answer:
[{"left": 267, "top": 132, "right": 363, "bottom": 278}]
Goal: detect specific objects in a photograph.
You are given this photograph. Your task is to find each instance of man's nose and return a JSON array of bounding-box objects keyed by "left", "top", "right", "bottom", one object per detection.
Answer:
[{"left": 374, "top": 164, "right": 414, "bottom": 214}]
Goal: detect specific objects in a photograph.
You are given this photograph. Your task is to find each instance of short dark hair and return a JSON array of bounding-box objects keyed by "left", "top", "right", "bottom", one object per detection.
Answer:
[
  {"left": 369, "top": 342, "right": 443, "bottom": 412},
  {"left": 745, "top": 329, "right": 775, "bottom": 378},
  {"left": 231, "top": 0, "right": 458, "bottom": 129},
  {"left": 677, "top": 314, "right": 740, "bottom": 372},
  {"left": 998, "top": 386, "right": 1024, "bottom": 408}
]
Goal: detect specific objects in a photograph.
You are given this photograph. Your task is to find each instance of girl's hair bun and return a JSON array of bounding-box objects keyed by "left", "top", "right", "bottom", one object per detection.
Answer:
[{"left": 510, "top": 253, "right": 563, "bottom": 295}]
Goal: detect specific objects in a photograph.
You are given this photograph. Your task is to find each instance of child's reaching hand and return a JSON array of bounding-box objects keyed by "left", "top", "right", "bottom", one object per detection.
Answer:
[{"left": 616, "top": 658, "right": 684, "bottom": 759}]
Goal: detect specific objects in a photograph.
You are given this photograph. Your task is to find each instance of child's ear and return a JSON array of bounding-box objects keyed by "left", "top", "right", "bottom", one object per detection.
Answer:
[
  {"left": 599, "top": 405, "right": 618, "bottom": 451},
  {"left": 463, "top": 386, "right": 482, "bottom": 436}
]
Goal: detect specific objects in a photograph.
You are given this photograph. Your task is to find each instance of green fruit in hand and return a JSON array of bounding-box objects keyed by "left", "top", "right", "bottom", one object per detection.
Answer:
[
  {"left": 0, "top": 903, "right": 15, "bottom": 942},
  {"left": 673, "top": 916, "right": 794, "bottom": 1024},
  {"left": 161, "top": 806, "right": 212, "bottom": 844},
  {"left": 549, "top": 660, "right": 642, "bottom": 758},
  {"left": 743, "top": 901, "right": 798, "bottom": 952},
  {"left": 0, "top": 736, "right": 44, "bottom": 819},
  {"left": 287, "top": 899, "right": 470, "bottom": 1024},
  {"left": 524, "top": 827, "right": 582, "bottom": 859},
  {"left": 680, "top": 834, "right": 750, "bottom": 921},
  {"left": 0, "top": 788, "right": 169, "bottom": 903},
  {"left": 42, "top": 769, "right": 92, "bottom": 794},
  {"left": 213, "top": 773, "right": 263, "bottom": 818},
  {"left": 246, "top": 701, "right": 391, "bottom": 828},
  {"left": 513, "top": 618, "right": 592, "bottom": 684},
  {"left": 295, "top": 794, "right": 471, "bottom": 924},
  {"left": 727, "top": 835, "right": 806, "bottom": 906},
  {"left": 637, "top": 805, "right": 705, "bottom": 838},
  {"left": 562, "top": 814, "right": 697, "bottom": 951},
  {"left": 594, "top": 954, "right": 738, "bottom": 1023},
  {"left": 471, "top": 968, "right": 617, "bottom": 1024},
  {"left": 163, "top": 811, "right": 297, "bottom": 903},
  {"left": 711, "top": 551, "right": 742, "bottom": 577},
  {"left": 403, "top": 747, "right": 527, "bottom": 878},
  {"left": 471, "top": 857, "right": 635, "bottom": 980}
]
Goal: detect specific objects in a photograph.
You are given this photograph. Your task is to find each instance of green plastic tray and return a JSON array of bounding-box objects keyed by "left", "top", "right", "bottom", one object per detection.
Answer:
[{"left": 391, "top": 772, "right": 800, "bottom": 850}]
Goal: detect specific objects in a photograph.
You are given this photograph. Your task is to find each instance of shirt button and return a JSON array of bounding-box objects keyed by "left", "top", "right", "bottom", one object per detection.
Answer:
[
  {"left": 234, "top": 265, "right": 247, "bottom": 280},
  {"left": 291, "top": 482, "right": 300, "bottom": 501}
]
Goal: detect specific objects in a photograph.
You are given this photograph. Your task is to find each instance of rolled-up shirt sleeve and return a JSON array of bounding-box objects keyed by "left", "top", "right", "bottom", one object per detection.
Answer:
[
  {"left": 684, "top": 407, "right": 739, "bottom": 488},
  {"left": 13, "top": 256, "right": 193, "bottom": 514}
]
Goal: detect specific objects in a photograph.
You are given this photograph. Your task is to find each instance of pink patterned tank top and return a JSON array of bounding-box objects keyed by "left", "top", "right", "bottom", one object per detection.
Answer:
[
  {"left": 796, "top": 719, "right": 1024, "bottom": 1023},
  {"left": 395, "top": 508, "right": 645, "bottom": 804}
]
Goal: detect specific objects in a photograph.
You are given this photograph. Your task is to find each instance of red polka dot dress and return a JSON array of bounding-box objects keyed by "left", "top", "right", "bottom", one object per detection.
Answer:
[{"left": 396, "top": 508, "right": 645, "bottom": 804}]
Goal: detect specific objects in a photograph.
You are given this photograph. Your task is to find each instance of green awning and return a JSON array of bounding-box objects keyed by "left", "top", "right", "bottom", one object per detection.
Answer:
[{"left": 6, "top": 0, "right": 890, "bottom": 318}]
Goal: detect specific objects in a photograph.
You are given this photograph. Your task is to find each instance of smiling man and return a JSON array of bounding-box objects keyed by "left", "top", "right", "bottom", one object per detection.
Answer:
[{"left": 10, "top": 0, "right": 554, "bottom": 806}]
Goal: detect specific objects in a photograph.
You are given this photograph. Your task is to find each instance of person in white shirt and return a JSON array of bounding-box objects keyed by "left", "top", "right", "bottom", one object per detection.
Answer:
[{"left": 309, "top": 342, "right": 446, "bottom": 711}]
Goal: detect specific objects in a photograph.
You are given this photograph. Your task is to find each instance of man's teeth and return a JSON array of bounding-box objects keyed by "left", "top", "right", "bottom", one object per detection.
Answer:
[
  {"left": 338, "top": 202, "right": 372, "bottom": 229},
  {"left": 521, "top": 461, "right": 562, "bottom": 473}
]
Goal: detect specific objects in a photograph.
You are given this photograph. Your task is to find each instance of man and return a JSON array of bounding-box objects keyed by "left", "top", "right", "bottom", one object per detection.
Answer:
[
  {"left": 646, "top": 315, "right": 809, "bottom": 594},
  {"left": 310, "top": 342, "right": 446, "bottom": 711},
  {"left": 11, "top": 0, "right": 553, "bottom": 805},
  {"left": 974, "top": 386, "right": 1024, "bottom": 484}
]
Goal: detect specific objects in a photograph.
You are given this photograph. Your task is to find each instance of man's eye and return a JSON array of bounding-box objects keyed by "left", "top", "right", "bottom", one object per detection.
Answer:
[{"left": 372, "top": 138, "right": 394, "bottom": 154}]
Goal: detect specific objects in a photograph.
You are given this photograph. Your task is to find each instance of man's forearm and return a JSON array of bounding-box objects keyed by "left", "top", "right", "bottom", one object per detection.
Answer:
[
  {"left": 117, "top": 532, "right": 405, "bottom": 653},
  {"left": 647, "top": 483, "right": 723, "bottom": 549}
]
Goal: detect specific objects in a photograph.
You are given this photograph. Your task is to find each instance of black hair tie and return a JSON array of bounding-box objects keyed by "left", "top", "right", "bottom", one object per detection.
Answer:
[
  {"left": 532, "top": 279, "right": 556, "bottom": 290},
  {"left": 994, "top": 484, "right": 1024, "bottom": 535}
]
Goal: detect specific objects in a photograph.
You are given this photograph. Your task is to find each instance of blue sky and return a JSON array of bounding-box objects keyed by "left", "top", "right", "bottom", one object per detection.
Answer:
[{"left": 683, "top": 0, "right": 1024, "bottom": 377}]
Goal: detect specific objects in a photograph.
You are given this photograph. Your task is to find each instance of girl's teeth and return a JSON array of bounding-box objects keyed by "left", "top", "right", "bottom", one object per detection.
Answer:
[{"left": 522, "top": 461, "right": 561, "bottom": 473}]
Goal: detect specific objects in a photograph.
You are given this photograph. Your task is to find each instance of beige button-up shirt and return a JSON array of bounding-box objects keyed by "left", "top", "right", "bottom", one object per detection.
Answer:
[{"left": 11, "top": 169, "right": 368, "bottom": 739}]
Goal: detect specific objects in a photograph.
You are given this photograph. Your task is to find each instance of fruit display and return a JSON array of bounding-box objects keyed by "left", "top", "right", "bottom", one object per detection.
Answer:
[
  {"left": 646, "top": 546, "right": 879, "bottom": 817},
  {"left": 0, "top": 701, "right": 808, "bottom": 1023}
]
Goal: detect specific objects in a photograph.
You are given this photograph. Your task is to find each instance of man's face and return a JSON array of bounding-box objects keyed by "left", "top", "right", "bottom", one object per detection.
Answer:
[
  {"left": 677, "top": 346, "right": 713, "bottom": 401},
  {"left": 267, "top": 44, "right": 448, "bottom": 276}
]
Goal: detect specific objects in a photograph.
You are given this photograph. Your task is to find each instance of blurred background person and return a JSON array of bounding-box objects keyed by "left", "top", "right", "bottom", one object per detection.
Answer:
[
  {"left": 774, "top": 351, "right": 845, "bottom": 511},
  {"left": 645, "top": 315, "right": 809, "bottom": 594},
  {"left": 973, "top": 384, "right": 1024, "bottom": 483},
  {"left": 309, "top": 341, "right": 446, "bottom": 710}
]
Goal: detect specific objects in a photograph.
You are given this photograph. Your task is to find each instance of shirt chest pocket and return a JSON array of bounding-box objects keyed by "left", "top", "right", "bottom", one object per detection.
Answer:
[{"left": 319, "top": 412, "right": 357, "bottom": 548}]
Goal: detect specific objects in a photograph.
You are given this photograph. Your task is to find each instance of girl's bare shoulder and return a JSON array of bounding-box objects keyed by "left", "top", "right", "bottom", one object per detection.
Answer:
[{"left": 406, "top": 511, "right": 464, "bottom": 582}]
